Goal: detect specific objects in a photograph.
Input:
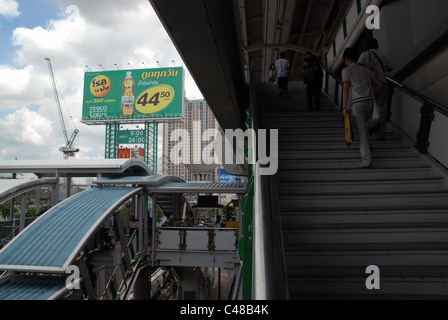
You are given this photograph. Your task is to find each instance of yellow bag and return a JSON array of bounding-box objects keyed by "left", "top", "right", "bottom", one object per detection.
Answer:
[{"left": 345, "top": 115, "right": 353, "bottom": 147}]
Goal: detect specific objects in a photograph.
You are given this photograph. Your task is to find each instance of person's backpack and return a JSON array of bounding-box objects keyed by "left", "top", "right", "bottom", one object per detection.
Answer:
[{"left": 303, "top": 65, "right": 315, "bottom": 83}]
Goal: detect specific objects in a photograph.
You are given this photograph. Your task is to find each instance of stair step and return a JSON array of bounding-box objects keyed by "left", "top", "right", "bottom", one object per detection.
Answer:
[
  {"left": 278, "top": 140, "right": 407, "bottom": 151},
  {"left": 280, "top": 193, "right": 448, "bottom": 211},
  {"left": 282, "top": 228, "right": 448, "bottom": 252},
  {"left": 279, "top": 148, "right": 418, "bottom": 160},
  {"left": 281, "top": 208, "right": 448, "bottom": 230},
  {"left": 285, "top": 250, "right": 448, "bottom": 268},
  {"left": 278, "top": 157, "right": 424, "bottom": 169},
  {"left": 277, "top": 167, "right": 436, "bottom": 182},
  {"left": 288, "top": 277, "right": 448, "bottom": 300},
  {"left": 278, "top": 178, "right": 445, "bottom": 195}
]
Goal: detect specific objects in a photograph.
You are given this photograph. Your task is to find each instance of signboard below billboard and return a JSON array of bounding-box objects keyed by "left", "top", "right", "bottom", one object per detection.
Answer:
[
  {"left": 117, "top": 148, "right": 144, "bottom": 160},
  {"left": 81, "top": 67, "right": 184, "bottom": 125},
  {"left": 117, "top": 129, "right": 145, "bottom": 145}
]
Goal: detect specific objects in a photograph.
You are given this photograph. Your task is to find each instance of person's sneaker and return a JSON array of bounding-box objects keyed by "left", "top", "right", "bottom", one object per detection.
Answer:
[{"left": 358, "top": 163, "right": 373, "bottom": 169}]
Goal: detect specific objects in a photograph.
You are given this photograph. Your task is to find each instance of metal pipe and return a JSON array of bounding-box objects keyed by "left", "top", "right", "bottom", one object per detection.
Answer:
[{"left": 252, "top": 162, "right": 289, "bottom": 300}]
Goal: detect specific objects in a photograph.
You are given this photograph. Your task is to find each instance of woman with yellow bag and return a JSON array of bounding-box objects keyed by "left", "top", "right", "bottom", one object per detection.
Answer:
[{"left": 342, "top": 47, "right": 383, "bottom": 169}]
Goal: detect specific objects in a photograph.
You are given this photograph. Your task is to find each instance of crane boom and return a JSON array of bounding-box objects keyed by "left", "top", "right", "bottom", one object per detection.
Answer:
[{"left": 44, "top": 57, "right": 79, "bottom": 157}]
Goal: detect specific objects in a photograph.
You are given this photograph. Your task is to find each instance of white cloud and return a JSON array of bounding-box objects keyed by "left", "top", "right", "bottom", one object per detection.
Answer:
[
  {"left": 0, "top": 108, "right": 58, "bottom": 160},
  {"left": 0, "top": 0, "right": 20, "bottom": 19},
  {"left": 0, "top": 0, "right": 203, "bottom": 161}
]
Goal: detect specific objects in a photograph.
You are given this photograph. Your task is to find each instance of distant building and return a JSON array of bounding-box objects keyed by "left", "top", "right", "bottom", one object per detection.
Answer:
[{"left": 162, "top": 99, "right": 219, "bottom": 182}]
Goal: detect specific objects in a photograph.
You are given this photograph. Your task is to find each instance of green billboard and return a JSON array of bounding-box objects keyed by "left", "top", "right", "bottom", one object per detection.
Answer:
[{"left": 81, "top": 67, "right": 184, "bottom": 124}]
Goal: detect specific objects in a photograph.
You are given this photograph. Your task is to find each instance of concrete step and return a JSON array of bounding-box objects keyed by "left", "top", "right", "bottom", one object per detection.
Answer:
[
  {"left": 288, "top": 277, "right": 448, "bottom": 300},
  {"left": 282, "top": 228, "right": 448, "bottom": 251},
  {"left": 278, "top": 140, "right": 407, "bottom": 151},
  {"left": 278, "top": 157, "right": 425, "bottom": 169},
  {"left": 277, "top": 167, "right": 438, "bottom": 182},
  {"left": 285, "top": 250, "right": 448, "bottom": 269},
  {"left": 281, "top": 208, "right": 448, "bottom": 230},
  {"left": 279, "top": 148, "right": 418, "bottom": 160},
  {"left": 278, "top": 178, "right": 446, "bottom": 195},
  {"left": 280, "top": 193, "right": 448, "bottom": 211}
]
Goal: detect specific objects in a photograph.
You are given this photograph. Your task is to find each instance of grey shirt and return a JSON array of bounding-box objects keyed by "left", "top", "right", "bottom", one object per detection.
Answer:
[{"left": 342, "top": 63, "right": 376, "bottom": 106}]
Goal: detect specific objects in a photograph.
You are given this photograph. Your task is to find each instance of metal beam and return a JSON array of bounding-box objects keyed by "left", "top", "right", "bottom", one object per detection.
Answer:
[{"left": 113, "top": 210, "right": 133, "bottom": 271}]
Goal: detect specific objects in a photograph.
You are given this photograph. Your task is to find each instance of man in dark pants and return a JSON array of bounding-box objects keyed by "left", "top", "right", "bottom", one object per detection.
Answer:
[
  {"left": 274, "top": 51, "right": 291, "bottom": 98},
  {"left": 303, "top": 55, "right": 323, "bottom": 111}
]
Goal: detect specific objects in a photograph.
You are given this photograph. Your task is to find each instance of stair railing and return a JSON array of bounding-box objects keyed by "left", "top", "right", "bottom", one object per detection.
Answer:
[
  {"left": 248, "top": 65, "right": 289, "bottom": 300},
  {"left": 99, "top": 229, "right": 140, "bottom": 300}
]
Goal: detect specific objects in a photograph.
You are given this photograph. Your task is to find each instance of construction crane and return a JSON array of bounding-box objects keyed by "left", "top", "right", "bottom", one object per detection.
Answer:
[{"left": 44, "top": 57, "right": 79, "bottom": 158}]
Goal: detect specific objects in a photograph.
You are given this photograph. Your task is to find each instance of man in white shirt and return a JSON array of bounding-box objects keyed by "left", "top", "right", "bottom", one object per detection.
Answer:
[
  {"left": 275, "top": 51, "right": 291, "bottom": 98},
  {"left": 358, "top": 38, "right": 393, "bottom": 140}
]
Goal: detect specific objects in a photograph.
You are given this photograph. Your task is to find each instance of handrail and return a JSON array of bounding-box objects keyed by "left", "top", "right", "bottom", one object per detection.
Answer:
[
  {"left": 253, "top": 162, "right": 289, "bottom": 300},
  {"left": 323, "top": 65, "right": 448, "bottom": 115},
  {"left": 250, "top": 66, "right": 289, "bottom": 300},
  {"left": 100, "top": 229, "right": 139, "bottom": 300},
  {"left": 385, "top": 76, "right": 448, "bottom": 116}
]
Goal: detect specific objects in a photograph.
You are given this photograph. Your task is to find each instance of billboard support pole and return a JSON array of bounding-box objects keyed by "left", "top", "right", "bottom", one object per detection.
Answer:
[
  {"left": 144, "top": 122, "right": 158, "bottom": 175},
  {"left": 105, "top": 122, "right": 119, "bottom": 159}
]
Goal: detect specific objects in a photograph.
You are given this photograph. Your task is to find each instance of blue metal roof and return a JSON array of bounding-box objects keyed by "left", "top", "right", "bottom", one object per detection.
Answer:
[
  {"left": 0, "top": 275, "right": 66, "bottom": 300},
  {"left": 94, "top": 176, "right": 247, "bottom": 193},
  {"left": 0, "top": 187, "right": 141, "bottom": 272},
  {"left": 153, "top": 182, "right": 247, "bottom": 193}
]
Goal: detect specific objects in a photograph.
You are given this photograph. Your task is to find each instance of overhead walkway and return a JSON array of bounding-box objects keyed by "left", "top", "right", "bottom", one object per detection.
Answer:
[{"left": 255, "top": 81, "right": 448, "bottom": 299}]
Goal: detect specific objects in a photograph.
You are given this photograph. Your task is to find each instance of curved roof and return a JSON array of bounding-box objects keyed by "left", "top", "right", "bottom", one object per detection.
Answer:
[
  {"left": 0, "top": 275, "right": 66, "bottom": 300},
  {"left": 0, "top": 159, "right": 152, "bottom": 177},
  {"left": 0, "top": 186, "right": 141, "bottom": 273}
]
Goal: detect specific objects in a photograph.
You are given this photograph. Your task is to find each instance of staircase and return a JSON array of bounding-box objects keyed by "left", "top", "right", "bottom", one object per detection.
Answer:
[{"left": 255, "top": 81, "right": 448, "bottom": 300}]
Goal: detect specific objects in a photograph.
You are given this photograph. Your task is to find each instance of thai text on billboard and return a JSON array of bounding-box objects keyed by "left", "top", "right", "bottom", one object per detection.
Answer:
[{"left": 81, "top": 67, "right": 184, "bottom": 124}]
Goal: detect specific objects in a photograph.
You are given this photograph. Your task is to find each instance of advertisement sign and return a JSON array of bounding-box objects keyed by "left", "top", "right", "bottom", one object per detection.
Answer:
[
  {"left": 117, "top": 148, "right": 144, "bottom": 160},
  {"left": 81, "top": 67, "right": 184, "bottom": 124}
]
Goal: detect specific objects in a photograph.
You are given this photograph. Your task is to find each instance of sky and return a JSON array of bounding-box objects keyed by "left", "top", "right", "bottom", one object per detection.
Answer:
[{"left": 0, "top": 0, "right": 203, "bottom": 163}]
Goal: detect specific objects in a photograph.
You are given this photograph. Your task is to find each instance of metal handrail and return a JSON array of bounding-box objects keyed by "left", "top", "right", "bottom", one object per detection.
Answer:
[
  {"left": 253, "top": 162, "right": 289, "bottom": 300},
  {"left": 385, "top": 76, "right": 448, "bottom": 116},
  {"left": 250, "top": 66, "right": 289, "bottom": 300},
  {"left": 100, "top": 229, "right": 139, "bottom": 300},
  {"left": 323, "top": 66, "right": 448, "bottom": 115}
]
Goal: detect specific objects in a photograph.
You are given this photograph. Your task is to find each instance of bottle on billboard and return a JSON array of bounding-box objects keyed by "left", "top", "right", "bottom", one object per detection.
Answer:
[{"left": 121, "top": 71, "right": 135, "bottom": 116}]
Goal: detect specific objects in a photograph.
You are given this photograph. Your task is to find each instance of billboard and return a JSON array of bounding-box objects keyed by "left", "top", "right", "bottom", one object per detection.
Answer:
[{"left": 81, "top": 67, "right": 184, "bottom": 124}]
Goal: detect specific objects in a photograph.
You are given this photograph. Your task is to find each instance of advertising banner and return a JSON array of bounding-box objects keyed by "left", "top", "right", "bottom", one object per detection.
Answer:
[
  {"left": 81, "top": 67, "right": 184, "bottom": 124},
  {"left": 117, "top": 148, "right": 144, "bottom": 160}
]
